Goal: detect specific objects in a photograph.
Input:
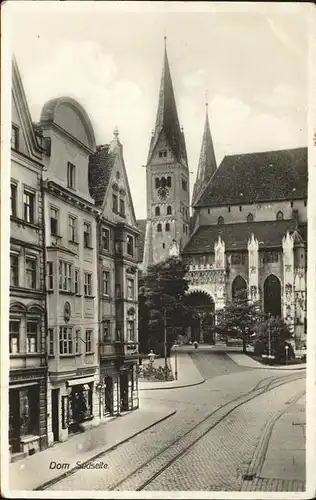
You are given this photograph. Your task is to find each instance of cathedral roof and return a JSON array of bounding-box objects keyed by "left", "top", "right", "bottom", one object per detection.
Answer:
[
  {"left": 182, "top": 221, "right": 307, "bottom": 254},
  {"left": 88, "top": 144, "right": 116, "bottom": 205},
  {"left": 192, "top": 105, "right": 217, "bottom": 205},
  {"left": 147, "top": 39, "right": 186, "bottom": 164},
  {"left": 195, "top": 147, "right": 307, "bottom": 208}
]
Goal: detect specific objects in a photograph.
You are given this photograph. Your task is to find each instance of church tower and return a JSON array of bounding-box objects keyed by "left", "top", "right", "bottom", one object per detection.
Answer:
[
  {"left": 142, "top": 38, "right": 190, "bottom": 271},
  {"left": 192, "top": 102, "right": 217, "bottom": 206}
]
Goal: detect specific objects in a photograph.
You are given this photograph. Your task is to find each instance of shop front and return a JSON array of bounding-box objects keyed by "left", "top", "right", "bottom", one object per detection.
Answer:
[
  {"left": 120, "top": 362, "right": 139, "bottom": 413},
  {"left": 63, "top": 378, "right": 94, "bottom": 434},
  {"left": 9, "top": 373, "right": 47, "bottom": 457}
]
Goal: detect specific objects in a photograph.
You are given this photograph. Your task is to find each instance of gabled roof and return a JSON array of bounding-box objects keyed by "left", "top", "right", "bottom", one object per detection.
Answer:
[
  {"left": 195, "top": 147, "right": 308, "bottom": 208},
  {"left": 147, "top": 40, "right": 186, "bottom": 164},
  {"left": 88, "top": 144, "right": 116, "bottom": 206},
  {"left": 12, "top": 56, "right": 43, "bottom": 161},
  {"left": 192, "top": 105, "right": 217, "bottom": 205},
  {"left": 182, "top": 220, "right": 307, "bottom": 254}
]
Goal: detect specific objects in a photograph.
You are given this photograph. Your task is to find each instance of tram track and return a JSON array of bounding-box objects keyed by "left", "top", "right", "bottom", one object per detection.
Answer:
[
  {"left": 39, "top": 371, "right": 305, "bottom": 491},
  {"left": 111, "top": 372, "right": 305, "bottom": 491}
]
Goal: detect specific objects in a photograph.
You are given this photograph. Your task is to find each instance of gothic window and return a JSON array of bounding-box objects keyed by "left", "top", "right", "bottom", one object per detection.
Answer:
[
  {"left": 263, "top": 251, "right": 279, "bottom": 264},
  {"left": 217, "top": 216, "right": 224, "bottom": 225},
  {"left": 167, "top": 205, "right": 172, "bottom": 215},
  {"left": 160, "top": 177, "right": 167, "bottom": 188},
  {"left": 264, "top": 274, "right": 281, "bottom": 316},
  {"left": 155, "top": 206, "right": 160, "bottom": 216},
  {"left": 165, "top": 223, "right": 170, "bottom": 232},
  {"left": 247, "top": 213, "right": 254, "bottom": 222},
  {"left": 167, "top": 176, "right": 172, "bottom": 187},
  {"left": 232, "top": 275, "right": 247, "bottom": 299},
  {"left": 157, "top": 223, "right": 162, "bottom": 232},
  {"left": 276, "top": 211, "right": 284, "bottom": 221},
  {"left": 155, "top": 178, "right": 160, "bottom": 189}
]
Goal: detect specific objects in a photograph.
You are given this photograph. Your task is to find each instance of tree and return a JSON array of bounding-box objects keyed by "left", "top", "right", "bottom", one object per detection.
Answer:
[
  {"left": 141, "top": 257, "right": 190, "bottom": 356},
  {"left": 253, "top": 316, "right": 294, "bottom": 361},
  {"left": 214, "top": 289, "right": 263, "bottom": 353}
]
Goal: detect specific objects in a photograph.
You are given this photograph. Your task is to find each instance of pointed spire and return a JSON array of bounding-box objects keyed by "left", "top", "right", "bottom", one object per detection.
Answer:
[
  {"left": 147, "top": 38, "right": 185, "bottom": 164},
  {"left": 192, "top": 101, "right": 217, "bottom": 205}
]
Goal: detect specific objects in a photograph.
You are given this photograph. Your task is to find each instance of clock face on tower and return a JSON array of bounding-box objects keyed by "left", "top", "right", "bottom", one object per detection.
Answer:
[{"left": 158, "top": 187, "right": 169, "bottom": 200}]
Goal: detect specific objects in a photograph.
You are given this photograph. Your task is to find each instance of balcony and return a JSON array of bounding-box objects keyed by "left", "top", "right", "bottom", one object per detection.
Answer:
[{"left": 99, "top": 341, "right": 139, "bottom": 359}]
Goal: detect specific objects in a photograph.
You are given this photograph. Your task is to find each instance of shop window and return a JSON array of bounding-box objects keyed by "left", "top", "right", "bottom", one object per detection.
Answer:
[
  {"left": 11, "top": 124, "right": 19, "bottom": 150},
  {"left": 47, "top": 262, "right": 53, "bottom": 290},
  {"left": 67, "top": 162, "right": 76, "bottom": 189},
  {"left": 26, "top": 257, "right": 37, "bottom": 289},
  {"left": 59, "top": 261, "right": 72, "bottom": 292},
  {"left": 85, "top": 330, "right": 93, "bottom": 353},
  {"left": 19, "top": 386, "right": 39, "bottom": 436},
  {"left": 167, "top": 205, "right": 172, "bottom": 215},
  {"left": 68, "top": 215, "right": 77, "bottom": 243},
  {"left": 127, "top": 278, "right": 134, "bottom": 299},
  {"left": 59, "top": 326, "right": 73, "bottom": 354},
  {"left": 74, "top": 268, "right": 80, "bottom": 295},
  {"left": 23, "top": 190, "right": 35, "bottom": 223},
  {"left": 27, "top": 321, "right": 38, "bottom": 353},
  {"left": 50, "top": 207, "right": 59, "bottom": 235},
  {"left": 84, "top": 272, "right": 92, "bottom": 296},
  {"left": 127, "top": 235, "right": 134, "bottom": 256},
  {"left": 155, "top": 206, "right": 160, "bottom": 216},
  {"left": 48, "top": 328, "right": 54, "bottom": 355},
  {"left": 276, "top": 211, "right": 284, "bottom": 221},
  {"left": 9, "top": 320, "right": 20, "bottom": 354},
  {"left": 102, "top": 270, "right": 110, "bottom": 295},
  {"left": 166, "top": 223, "right": 170, "bottom": 232},
  {"left": 10, "top": 254, "right": 19, "bottom": 287},
  {"left": 83, "top": 222, "right": 92, "bottom": 248},
  {"left": 10, "top": 182, "right": 17, "bottom": 217},
  {"left": 101, "top": 227, "right": 110, "bottom": 250}
]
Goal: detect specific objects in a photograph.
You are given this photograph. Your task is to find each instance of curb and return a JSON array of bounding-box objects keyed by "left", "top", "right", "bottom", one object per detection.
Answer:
[
  {"left": 139, "top": 378, "right": 206, "bottom": 391},
  {"left": 34, "top": 408, "right": 177, "bottom": 491},
  {"left": 241, "top": 389, "right": 306, "bottom": 485}
]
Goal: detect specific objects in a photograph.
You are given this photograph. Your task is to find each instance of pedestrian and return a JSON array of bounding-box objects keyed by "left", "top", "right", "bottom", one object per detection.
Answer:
[{"left": 194, "top": 341, "right": 198, "bottom": 349}]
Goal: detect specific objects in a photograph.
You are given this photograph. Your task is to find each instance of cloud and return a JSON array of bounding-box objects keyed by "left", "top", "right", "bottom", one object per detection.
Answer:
[
  {"left": 254, "top": 82, "right": 304, "bottom": 111},
  {"left": 182, "top": 68, "right": 207, "bottom": 89}
]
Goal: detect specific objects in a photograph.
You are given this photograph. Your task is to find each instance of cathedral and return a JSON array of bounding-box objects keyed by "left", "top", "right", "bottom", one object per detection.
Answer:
[{"left": 138, "top": 40, "right": 307, "bottom": 348}]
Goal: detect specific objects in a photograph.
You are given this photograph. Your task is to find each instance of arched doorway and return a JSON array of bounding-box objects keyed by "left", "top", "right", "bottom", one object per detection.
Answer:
[
  {"left": 264, "top": 275, "right": 281, "bottom": 317},
  {"left": 186, "top": 291, "right": 215, "bottom": 344},
  {"left": 232, "top": 275, "right": 247, "bottom": 299}
]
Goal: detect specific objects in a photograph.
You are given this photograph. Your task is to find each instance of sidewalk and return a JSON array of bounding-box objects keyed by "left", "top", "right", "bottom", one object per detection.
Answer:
[
  {"left": 226, "top": 352, "right": 306, "bottom": 371},
  {"left": 138, "top": 352, "right": 205, "bottom": 390},
  {"left": 7, "top": 400, "right": 176, "bottom": 492},
  {"left": 260, "top": 393, "right": 306, "bottom": 482}
]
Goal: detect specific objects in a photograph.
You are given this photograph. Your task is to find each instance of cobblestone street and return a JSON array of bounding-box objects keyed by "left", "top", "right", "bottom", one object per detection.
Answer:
[{"left": 47, "top": 352, "right": 306, "bottom": 493}]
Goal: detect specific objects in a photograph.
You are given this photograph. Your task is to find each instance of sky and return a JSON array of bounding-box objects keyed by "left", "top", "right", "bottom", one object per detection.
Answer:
[{"left": 7, "top": 1, "right": 310, "bottom": 220}]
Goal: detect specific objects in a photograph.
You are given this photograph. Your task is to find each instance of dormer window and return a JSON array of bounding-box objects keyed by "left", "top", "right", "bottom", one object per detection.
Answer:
[
  {"left": 120, "top": 199, "right": 125, "bottom": 216},
  {"left": 276, "top": 211, "right": 284, "bottom": 221},
  {"left": 217, "top": 216, "right": 224, "bottom": 225},
  {"left": 67, "top": 162, "right": 76, "bottom": 189},
  {"left": 112, "top": 194, "right": 118, "bottom": 213},
  {"left": 159, "top": 150, "right": 167, "bottom": 158}
]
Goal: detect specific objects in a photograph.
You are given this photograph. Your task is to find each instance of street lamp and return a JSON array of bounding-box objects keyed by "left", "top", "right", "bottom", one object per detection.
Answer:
[
  {"left": 172, "top": 344, "right": 178, "bottom": 380},
  {"left": 268, "top": 313, "right": 272, "bottom": 359}
]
